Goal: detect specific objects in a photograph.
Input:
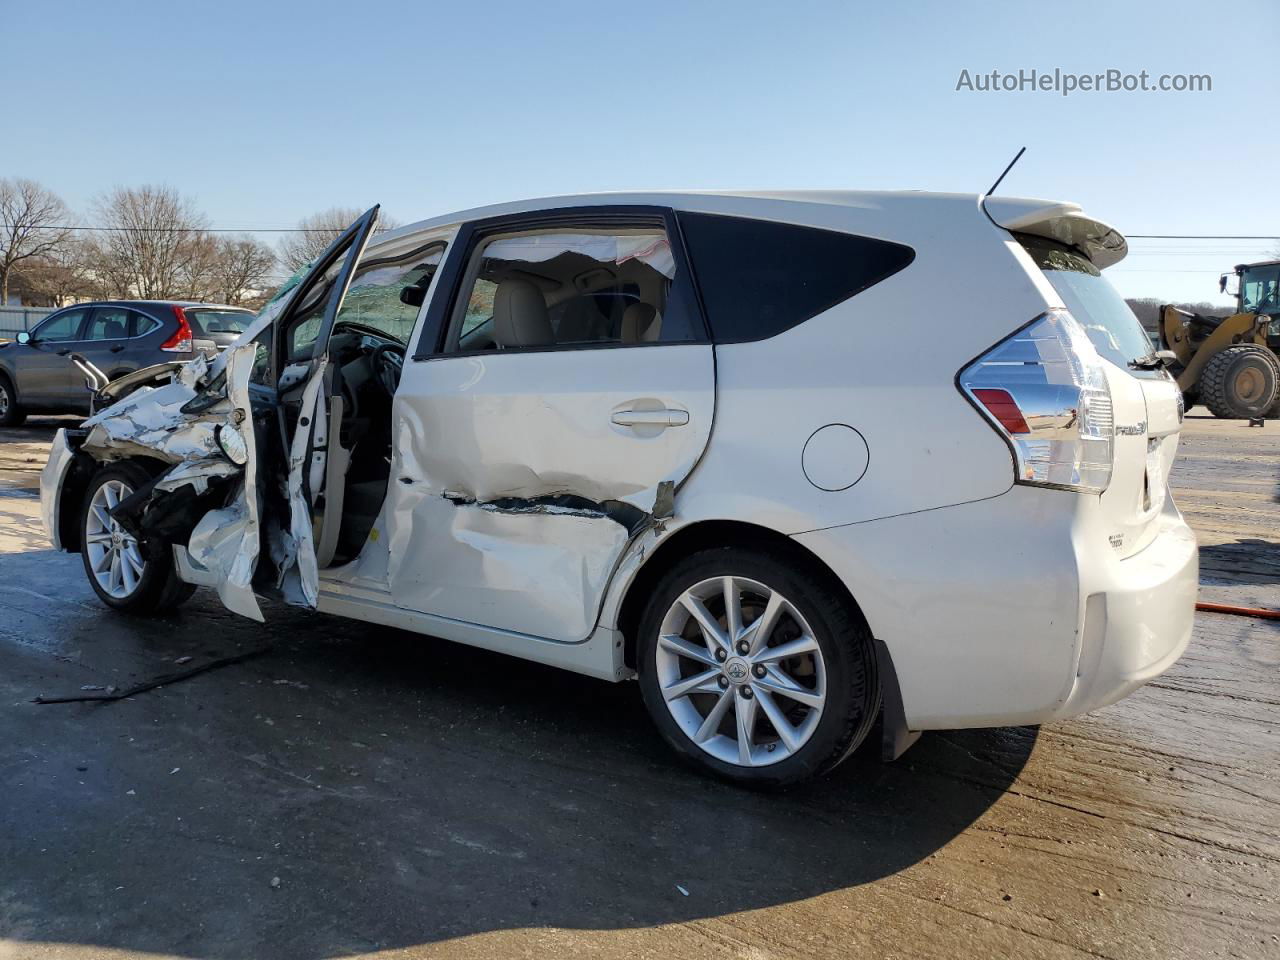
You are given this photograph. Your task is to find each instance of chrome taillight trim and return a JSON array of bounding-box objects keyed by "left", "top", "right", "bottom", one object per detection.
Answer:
[{"left": 958, "top": 310, "right": 1115, "bottom": 494}]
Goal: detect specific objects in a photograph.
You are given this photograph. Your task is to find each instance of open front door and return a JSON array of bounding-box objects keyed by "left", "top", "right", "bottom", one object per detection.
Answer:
[{"left": 268, "top": 206, "right": 381, "bottom": 607}]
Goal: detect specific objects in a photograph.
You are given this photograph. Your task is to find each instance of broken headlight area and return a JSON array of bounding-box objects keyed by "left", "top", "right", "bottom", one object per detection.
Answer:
[{"left": 214, "top": 423, "right": 249, "bottom": 466}]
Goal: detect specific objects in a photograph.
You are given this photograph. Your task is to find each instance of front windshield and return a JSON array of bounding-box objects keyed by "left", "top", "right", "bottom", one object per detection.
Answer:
[
  {"left": 1240, "top": 264, "right": 1280, "bottom": 317},
  {"left": 1017, "top": 234, "right": 1154, "bottom": 369},
  {"left": 334, "top": 242, "right": 447, "bottom": 342}
]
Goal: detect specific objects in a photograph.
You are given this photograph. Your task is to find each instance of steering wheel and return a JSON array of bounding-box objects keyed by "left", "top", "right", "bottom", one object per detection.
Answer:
[{"left": 370, "top": 342, "right": 406, "bottom": 397}]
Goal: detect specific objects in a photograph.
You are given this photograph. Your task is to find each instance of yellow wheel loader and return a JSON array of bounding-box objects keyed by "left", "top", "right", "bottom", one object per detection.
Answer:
[{"left": 1159, "top": 259, "right": 1280, "bottom": 418}]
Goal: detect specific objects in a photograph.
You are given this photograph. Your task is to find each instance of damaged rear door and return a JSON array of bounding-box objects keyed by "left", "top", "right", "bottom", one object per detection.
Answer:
[{"left": 386, "top": 206, "right": 714, "bottom": 643}]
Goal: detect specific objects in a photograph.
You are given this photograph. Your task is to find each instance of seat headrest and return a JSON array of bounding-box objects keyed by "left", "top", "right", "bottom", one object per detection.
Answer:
[
  {"left": 493, "top": 279, "right": 554, "bottom": 348},
  {"left": 622, "top": 302, "right": 660, "bottom": 343}
]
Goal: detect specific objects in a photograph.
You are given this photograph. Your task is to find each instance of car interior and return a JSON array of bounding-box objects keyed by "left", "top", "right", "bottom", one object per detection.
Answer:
[{"left": 451, "top": 230, "right": 675, "bottom": 352}]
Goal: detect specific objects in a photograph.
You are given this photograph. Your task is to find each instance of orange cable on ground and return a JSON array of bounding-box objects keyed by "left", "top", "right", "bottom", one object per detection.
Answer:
[{"left": 1196, "top": 601, "right": 1280, "bottom": 620}]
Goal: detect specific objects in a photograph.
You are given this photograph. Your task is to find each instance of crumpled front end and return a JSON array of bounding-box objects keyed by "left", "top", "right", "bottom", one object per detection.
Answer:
[{"left": 47, "top": 343, "right": 270, "bottom": 621}]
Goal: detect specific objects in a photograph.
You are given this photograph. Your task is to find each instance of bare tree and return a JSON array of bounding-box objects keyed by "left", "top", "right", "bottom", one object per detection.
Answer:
[
  {"left": 11, "top": 240, "right": 96, "bottom": 306},
  {"left": 207, "top": 236, "right": 277, "bottom": 305},
  {"left": 277, "top": 207, "right": 397, "bottom": 274},
  {"left": 82, "top": 185, "right": 212, "bottom": 300},
  {"left": 0, "top": 178, "right": 74, "bottom": 304}
]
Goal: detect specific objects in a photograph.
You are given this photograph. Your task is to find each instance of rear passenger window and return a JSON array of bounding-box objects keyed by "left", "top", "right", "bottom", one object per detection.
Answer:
[
  {"left": 86, "top": 308, "right": 159, "bottom": 339},
  {"left": 677, "top": 213, "right": 914, "bottom": 343},
  {"left": 85, "top": 307, "right": 131, "bottom": 340},
  {"left": 443, "top": 225, "right": 703, "bottom": 353}
]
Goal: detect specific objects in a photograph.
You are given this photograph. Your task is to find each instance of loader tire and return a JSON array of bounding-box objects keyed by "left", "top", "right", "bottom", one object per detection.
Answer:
[{"left": 1199, "top": 344, "right": 1280, "bottom": 420}]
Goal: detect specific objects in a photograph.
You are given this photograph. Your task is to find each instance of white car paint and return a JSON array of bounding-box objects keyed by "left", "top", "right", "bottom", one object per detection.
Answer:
[{"left": 41, "top": 189, "right": 1198, "bottom": 743}]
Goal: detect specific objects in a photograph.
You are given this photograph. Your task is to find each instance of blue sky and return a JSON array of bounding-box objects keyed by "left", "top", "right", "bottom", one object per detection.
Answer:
[{"left": 7, "top": 0, "right": 1278, "bottom": 304}]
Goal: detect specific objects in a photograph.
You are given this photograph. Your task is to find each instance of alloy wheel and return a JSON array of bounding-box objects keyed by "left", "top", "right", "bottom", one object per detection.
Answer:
[
  {"left": 0, "top": 382, "right": 9, "bottom": 419},
  {"left": 654, "top": 576, "right": 827, "bottom": 767},
  {"left": 84, "top": 479, "right": 146, "bottom": 599}
]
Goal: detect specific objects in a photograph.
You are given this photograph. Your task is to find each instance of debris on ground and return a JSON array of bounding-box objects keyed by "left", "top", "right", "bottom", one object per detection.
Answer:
[{"left": 33, "top": 648, "right": 271, "bottom": 704}]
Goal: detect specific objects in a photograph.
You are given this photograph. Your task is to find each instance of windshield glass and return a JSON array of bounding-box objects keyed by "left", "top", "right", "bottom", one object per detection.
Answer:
[
  {"left": 1240, "top": 264, "right": 1280, "bottom": 316},
  {"left": 333, "top": 241, "right": 447, "bottom": 342},
  {"left": 1017, "top": 234, "right": 1154, "bottom": 369}
]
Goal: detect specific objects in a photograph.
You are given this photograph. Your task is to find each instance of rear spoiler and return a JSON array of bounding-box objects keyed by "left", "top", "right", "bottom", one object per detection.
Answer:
[{"left": 982, "top": 196, "right": 1128, "bottom": 269}]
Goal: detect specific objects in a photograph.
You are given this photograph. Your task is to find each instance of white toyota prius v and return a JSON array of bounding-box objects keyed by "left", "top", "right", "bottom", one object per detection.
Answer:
[{"left": 41, "top": 190, "right": 1199, "bottom": 786}]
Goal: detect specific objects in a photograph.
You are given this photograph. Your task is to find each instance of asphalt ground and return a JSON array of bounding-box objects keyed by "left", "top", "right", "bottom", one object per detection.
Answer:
[{"left": 0, "top": 410, "right": 1275, "bottom": 959}]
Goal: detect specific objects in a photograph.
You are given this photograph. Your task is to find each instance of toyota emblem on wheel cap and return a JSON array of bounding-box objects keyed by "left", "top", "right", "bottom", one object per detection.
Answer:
[{"left": 724, "top": 657, "right": 749, "bottom": 683}]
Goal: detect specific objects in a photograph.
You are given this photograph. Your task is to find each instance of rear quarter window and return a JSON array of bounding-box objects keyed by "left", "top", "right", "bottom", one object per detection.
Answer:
[
  {"left": 187, "top": 310, "right": 252, "bottom": 336},
  {"left": 677, "top": 212, "right": 915, "bottom": 343},
  {"left": 1016, "top": 234, "right": 1154, "bottom": 371}
]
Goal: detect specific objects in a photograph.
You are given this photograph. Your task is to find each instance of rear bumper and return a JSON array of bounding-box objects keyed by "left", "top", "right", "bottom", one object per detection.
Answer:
[
  {"left": 793, "top": 486, "right": 1198, "bottom": 730},
  {"left": 1051, "top": 501, "right": 1198, "bottom": 719}
]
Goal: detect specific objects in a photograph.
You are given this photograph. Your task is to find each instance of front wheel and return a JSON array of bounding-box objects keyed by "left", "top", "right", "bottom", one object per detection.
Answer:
[
  {"left": 637, "top": 547, "right": 879, "bottom": 787},
  {"left": 0, "top": 373, "right": 26, "bottom": 427},
  {"left": 80, "top": 461, "right": 195, "bottom": 614}
]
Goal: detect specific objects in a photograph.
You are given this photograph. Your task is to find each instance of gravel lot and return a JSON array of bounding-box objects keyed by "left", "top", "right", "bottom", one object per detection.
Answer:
[{"left": 0, "top": 411, "right": 1275, "bottom": 959}]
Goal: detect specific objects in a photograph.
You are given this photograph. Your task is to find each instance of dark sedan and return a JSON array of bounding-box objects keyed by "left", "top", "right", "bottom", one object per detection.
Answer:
[{"left": 0, "top": 301, "right": 253, "bottom": 425}]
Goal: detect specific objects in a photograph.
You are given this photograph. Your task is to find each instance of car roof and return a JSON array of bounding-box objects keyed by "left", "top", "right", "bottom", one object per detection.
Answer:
[
  {"left": 383, "top": 189, "right": 992, "bottom": 236},
  {"left": 59, "top": 300, "right": 252, "bottom": 312},
  {"left": 371, "top": 189, "right": 1124, "bottom": 266}
]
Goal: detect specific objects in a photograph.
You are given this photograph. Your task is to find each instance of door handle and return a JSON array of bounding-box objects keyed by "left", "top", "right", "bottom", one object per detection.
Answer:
[
  {"left": 110, "top": 344, "right": 126, "bottom": 353},
  {"left": 611, "top": 407, "right": 690, "bottom": 428},
  {"left": 56, "top": 348, "right": 71, "bottom": 356}
]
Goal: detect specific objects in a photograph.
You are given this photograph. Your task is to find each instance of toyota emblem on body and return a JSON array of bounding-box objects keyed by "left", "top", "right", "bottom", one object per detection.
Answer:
[{"left": 724, "top": 657, "right": 750, "bottom": 684}]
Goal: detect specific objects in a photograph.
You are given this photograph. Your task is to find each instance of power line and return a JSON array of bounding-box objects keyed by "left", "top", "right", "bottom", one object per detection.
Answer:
[
  {"left": 1127, "top": 234, "right": 1278, "bottom": 240},
  {"left": 0, "top": 223, "right": 324, "bottom": 233}
]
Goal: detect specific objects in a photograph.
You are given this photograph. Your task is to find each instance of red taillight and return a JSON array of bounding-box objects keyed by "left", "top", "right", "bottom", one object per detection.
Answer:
[
  {"left": 971, "top": 388, "right": 1031, "bottom": 434},
  {"left": 161, "top": 306, "right": 193, "bottom": 352}
]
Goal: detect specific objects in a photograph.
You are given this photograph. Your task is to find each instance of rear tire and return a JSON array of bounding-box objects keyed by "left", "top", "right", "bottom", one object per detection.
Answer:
[
  {"left": 637, "top": 546, "right": 879, "bottom": 787},
  {"left": 0, "top": 373, "right": 26, "bottom": 427},
  {"left": 79, "top": 461, "right": 196, "bottom": 614},
  {"left": 1200, "top": 344, "right": 1280, "bottom": 419}
]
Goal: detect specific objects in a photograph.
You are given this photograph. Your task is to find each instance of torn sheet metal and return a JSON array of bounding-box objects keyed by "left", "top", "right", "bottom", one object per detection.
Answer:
[
  {"left": 97, "top": 361, "right": 188, "bottom": 403},
  {"left": 153, "top": 459, "right": 242, "bottom": 496},
  {"left": 446, "top": 491, "right": 649, "bottom": 535},
  {"left": 187, "top": 343, "right": 262, "bottom": 620},
  {"left": 80, "top": 352, "right": 224, "bottom": 463}
]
